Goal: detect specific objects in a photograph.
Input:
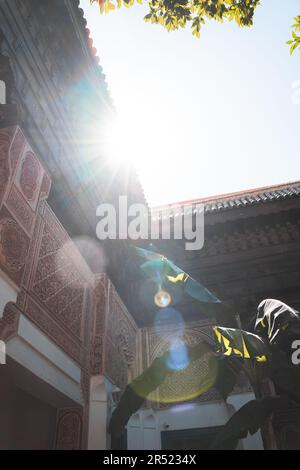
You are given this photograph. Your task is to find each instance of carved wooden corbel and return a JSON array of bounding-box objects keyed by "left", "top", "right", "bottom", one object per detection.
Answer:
[{"left": 0, "top": 301, "right": 21, "bottom": 342}]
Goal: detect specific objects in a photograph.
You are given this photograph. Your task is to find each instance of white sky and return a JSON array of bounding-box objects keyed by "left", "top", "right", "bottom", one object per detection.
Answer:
[{"left": 81, "top": 0, "right": 300, "bottom": 206}]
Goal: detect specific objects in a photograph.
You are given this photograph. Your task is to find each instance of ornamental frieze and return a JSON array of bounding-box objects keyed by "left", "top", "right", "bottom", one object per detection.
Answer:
[
  {"left": 91, "top": 275, "right": 138, "bottom": 388},
  {"left": 0, "top": 126, "right": 51, "bottom": 273},
  {"left": 104, "top": 336, "right": 128, "bottom": 390},
  {"left": 22, "top": 295, "right": 82, "bottom": 364},
  {"left": 202, "top": 220, "right": 300, "bottom": 258},
  {"left": 30, "top": 221, "right": 87, "bottom": 340},
  {"left": 0, "top": 216, "right": 28, "bottom": 272},
  {"left": 5, "top": 185, "right": 35, "bottom": 236},
  {"left": 18, "top": 150, "right": 40, "bottom": 202},
  {"left": 0, "top": 127, "right": 14, "bottom": 204},
  {"left": 0, "top": 206, "right": 29, "bottom": 286},
  {"left": 107, "top": 286, "right": 137, "bottom": 368}
]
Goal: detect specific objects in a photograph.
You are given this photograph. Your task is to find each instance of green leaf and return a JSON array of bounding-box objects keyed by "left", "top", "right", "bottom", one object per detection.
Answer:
[
  {"left": 214, "top": 356, "right": 242, "bottom": 400},
  {"left": 213, "top": 326, "right": 270, "bottom": 362},
  {"left": 270, "top": 349, "right": 300, "bottom": 404},
  {"left": 290, "top": 41, "right": 300, "bottom": 55},
  {"left": 92, "top": 0, "right": 262, "bottom": 40},
  {"left": 210, "top": 397, "right": 284, "bottom": 449},
  {"left": 287, "top": 15, "right": 300, "bottom": 55}
]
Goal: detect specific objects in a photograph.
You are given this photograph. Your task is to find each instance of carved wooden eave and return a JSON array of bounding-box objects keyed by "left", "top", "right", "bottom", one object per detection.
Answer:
[
  {"left": 64, "top": 0, "right": 114, "bottom": 111},
  {"left": 0, "top": 1, "right": 112, "bottom": 236},
  {"left": 0, "top": 0, "right": 146, "bottom": 299}
]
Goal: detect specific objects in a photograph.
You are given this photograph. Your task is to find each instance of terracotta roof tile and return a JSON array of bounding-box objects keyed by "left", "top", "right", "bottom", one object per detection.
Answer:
[{"left": 151, "top": 181, "right": 300, "bottom": 218}]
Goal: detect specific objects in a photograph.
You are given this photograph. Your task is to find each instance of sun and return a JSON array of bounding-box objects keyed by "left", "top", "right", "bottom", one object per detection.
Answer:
[
  {"left": 99, "top": 107, "right": 172, "bottom": 206},
  {"left": 101, "top": 112, "right": 145, "bottom": 168}
]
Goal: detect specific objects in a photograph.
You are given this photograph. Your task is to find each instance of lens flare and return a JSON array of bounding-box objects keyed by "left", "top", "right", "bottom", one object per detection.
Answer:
[
  {"left": 154, "top": 290, "right": 171, "bottom": 308},
  {"left": 169, "top": 404, "right": 196, "bottom": 413},
  {"left": 166, "top": 340, "right": 190, "bottom": 371},
  {"left": 154, "top": 308, "right": 185, "bottom": 342},
  {"left": 148, "top": 343, "right": 219, "bottom": 404}
]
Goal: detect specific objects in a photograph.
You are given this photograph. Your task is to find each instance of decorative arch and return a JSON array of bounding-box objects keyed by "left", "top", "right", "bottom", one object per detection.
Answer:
[{"left": 55, "top": 409, "right": 83, "bottom": 450}]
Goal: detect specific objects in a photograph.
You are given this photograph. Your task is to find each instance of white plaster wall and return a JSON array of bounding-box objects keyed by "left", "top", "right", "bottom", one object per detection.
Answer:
[
  {"left": 88, "top": 375, "right": 108, "bottom": 450},
  {"left": 127, "top": 413, "right": 144, "bottom": 450},
  {"left": 88, "top": 376, "right": 118, "bottom": 450},
  {"left": 127, "top": 393, "right": 264, "bottom": 450},
  {"left": 6, "top": 314, "right": 82, "bottom": 404},
  {"left": 0, "top": 273, "right": 18, "bottom": 319}
]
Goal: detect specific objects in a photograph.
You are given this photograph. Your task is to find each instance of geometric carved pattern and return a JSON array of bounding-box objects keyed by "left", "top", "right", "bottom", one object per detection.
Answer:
[
  {"left": 116, "top": 318, "right": 136, "bottom": 366},
  {"left": 0, "top": 206, "right": 29, "bottom": 286},
  {"left": 90, "top": 333, "right": 103, "bottom": 377},
  {"left": 0, "top": 216, "right": 29, "bottom": 272},
  {"left": 23, "top": 296, "right": 81, "bottom": 363},
  {"left": 94, "top": 275, "right": 107, "bottom": 336},
  {"left": 89, "top": 276, "right": 106, "bottom": 375},
  {"left": 107, "top": 289, "right": 136, "bottom": 368},
  {"left": 0, "top": 127, "right": 96, "bottom": 376},
  {"left": 0, "top": 127, "right": 13, "bottom": 204},
  {"left": 0, "top": 181, "right": 104, "bottom": 404},
  {"left": 103, "top": 285, "right": 137, "bottom": 389},
  {"left": 0, "top": 126, "right": 49, "bottom": 286},
  {"left": 91, "top": 275, "right": 138, "bottom": 389},
  {"left": 15, "top": 147, "right": 43, "bottom": 211},
  {"left": 104, "top": 337, "right": 128, "bottom": 390},
  {"left": 147, "top": 321, "right": 214, "bottom": 364},
  {"left": 155, "top": 351, "right": 215, "bottom": 405},
  {"left": 0, "top": 120, "right": 144, "bottom": 425},
  {"left": 143, "top": 321, "right": 220, "bottom": 407},
  {"left": 6, "top": 185, "right": 35, "bottom": 235},
  {"left": 31, "top": 216, "right": 86, "bottom": 340},
  {"left": 19, "top": 150, "right": 39, "bottom": 201},
  {"left": 140, "top": 320, "right": 251, "bottom": 409},
  {"left": 202, "top": 220, "right": 300, "bottom": 258}
]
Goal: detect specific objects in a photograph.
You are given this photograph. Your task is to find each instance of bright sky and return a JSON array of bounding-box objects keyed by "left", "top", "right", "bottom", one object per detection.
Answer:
[{"left": 81, "top": 0, "right": 300, "bottom": 207}]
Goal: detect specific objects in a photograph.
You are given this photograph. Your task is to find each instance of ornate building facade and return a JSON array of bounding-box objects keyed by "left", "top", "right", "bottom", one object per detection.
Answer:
[
  {"left": 0, "top": 0, "right": 141, "bottom": 450},
  {"left": 0, "top": 0, "right": 299, "bottom": 450}
]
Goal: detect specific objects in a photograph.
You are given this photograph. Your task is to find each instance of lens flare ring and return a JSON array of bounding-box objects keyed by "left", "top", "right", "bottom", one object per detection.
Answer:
[{"left": 154, "top": 290, "right": 172, "bottom": 308}]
